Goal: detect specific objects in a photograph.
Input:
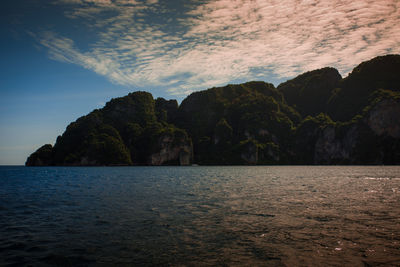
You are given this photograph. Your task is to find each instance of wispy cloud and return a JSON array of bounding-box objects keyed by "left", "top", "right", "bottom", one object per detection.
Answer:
[{"left": 37, "top": 0, "right": 400, "bottom": 96}]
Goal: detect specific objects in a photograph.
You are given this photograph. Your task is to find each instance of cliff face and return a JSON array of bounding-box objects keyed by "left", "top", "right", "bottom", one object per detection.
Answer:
[
  {"left": 314, "top": 125, "right": 357, "bottom": 164},
  {"left": 312, "top": 97, "right": 400, "bottom": 164},
  {"left": 26, "top": 55, "right": 400, "bottom": 166},
  {"left": 148, "top": 131, "right": 193, "bottom": 166},
  {"left": 367, "top": 99, "right": 400, "bottom": 138}
]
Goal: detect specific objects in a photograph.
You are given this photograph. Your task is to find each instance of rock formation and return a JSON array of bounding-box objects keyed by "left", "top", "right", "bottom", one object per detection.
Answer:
[{"left": 26, "top": 55, "right": 400, "bottom": 166}]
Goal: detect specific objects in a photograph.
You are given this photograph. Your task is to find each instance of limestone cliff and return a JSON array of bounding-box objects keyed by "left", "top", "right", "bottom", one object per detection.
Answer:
[
  {"left": 149, "top": 131, "right": 193, "bottom": 165},
  {"left": 367, "top": 99, "right": 400, "bottom": 138},
  {"left": 313, "top": 97, "right": 400, "bottom": 164},
  {"left": 314, "top": 125, "right": 358, "bottom": 164}
]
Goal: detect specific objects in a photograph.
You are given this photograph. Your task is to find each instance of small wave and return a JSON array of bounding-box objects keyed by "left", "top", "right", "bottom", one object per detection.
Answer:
[{"left": 364, "top": 177, "right": 390, "bottom": 180}]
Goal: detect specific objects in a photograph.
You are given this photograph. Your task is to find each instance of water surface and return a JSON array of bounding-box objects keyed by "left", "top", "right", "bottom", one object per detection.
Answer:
[{"left": 1, "top": 166, "right": 399, "bottom": 266}]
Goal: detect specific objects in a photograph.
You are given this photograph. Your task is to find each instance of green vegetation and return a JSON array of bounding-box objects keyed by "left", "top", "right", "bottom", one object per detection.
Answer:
[
  {"left": 278, "top": 67, "right": 341, "bottom": 117},
  {"left": 27, "top": 92, "right": 192, "bottom": 166},
  {"left": 327, "top": 55, "right": 400, "bottom": 121},
  {"left": 26, "top": 55, "right": 400, "bottom": 166}
]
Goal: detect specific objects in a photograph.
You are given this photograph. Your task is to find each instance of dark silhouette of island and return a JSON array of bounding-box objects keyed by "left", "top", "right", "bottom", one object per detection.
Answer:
[{"left": 26, "top": 55, "right": 400, "bottom": 166}]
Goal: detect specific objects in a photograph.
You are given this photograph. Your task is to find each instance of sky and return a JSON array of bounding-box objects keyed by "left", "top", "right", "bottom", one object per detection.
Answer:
[{"left": 1, "top": 0, "right": 399, "bottom": 165}]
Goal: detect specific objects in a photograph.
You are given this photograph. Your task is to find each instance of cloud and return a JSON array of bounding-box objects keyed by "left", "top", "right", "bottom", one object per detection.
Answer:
[{"left": 38, "top": 0, "right": 400, "bottom": 96}]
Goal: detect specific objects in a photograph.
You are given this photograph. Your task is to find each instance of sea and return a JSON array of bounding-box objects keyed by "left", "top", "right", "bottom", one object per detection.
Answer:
[{"left": 0, "top": 166, "right": 399, "bottom": 266}]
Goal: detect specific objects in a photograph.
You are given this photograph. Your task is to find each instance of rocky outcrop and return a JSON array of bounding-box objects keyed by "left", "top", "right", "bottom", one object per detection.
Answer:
[
  {"left": 149, "top": 132, "right": 193, "bottom": 165},
  {"left": 367, "top": 99, "right": 400, "bottom": 138},
  {"left": 314, "top": 125, "right": 358, "bottom": 164},
  {"left": 314, "top": 97, "right": 400, "bottom": 164},
  {"left": 26, "top": 144, "right": 54, "bottom": 166},
  {"left": 240, "top": 140, "right": 258, "bottom": 164}
]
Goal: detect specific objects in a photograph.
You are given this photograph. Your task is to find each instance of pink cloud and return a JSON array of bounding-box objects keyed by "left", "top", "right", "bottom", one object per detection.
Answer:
[{"left": 40, "top": 0, "right": 400, "bottom": 96}]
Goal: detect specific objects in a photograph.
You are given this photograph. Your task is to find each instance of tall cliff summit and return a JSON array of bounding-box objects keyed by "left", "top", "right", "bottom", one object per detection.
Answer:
[{"left": 26, "top": 55, "right": 400, "bottom": 166}]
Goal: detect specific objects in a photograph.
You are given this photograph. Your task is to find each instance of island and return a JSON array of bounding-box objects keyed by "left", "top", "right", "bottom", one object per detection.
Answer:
[{"left": 26, "top": 55, "right": 400, "bottom": 166}]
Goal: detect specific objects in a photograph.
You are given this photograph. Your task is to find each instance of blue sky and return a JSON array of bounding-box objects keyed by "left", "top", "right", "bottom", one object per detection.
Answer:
[{"left": 1, "top": 0, "right": 399, "bottom": 165}]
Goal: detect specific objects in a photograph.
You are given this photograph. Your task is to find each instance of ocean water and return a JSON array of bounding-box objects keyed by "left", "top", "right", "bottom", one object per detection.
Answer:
[{"left": 0, "top": 166, "right": 399, "bottom": 266}]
